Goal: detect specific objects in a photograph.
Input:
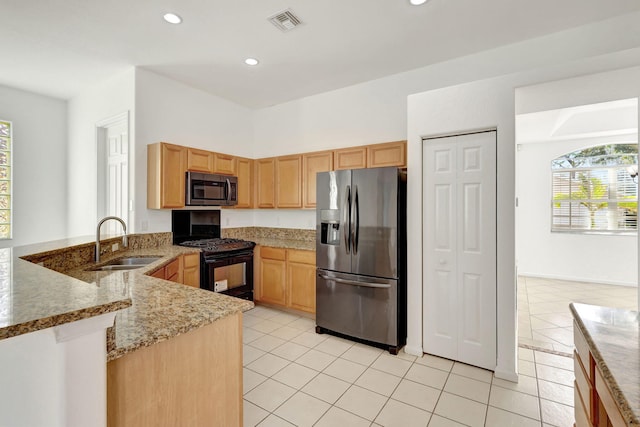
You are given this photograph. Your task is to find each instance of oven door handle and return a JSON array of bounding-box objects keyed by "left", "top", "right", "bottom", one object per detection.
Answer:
[{"left": 317, "top": 273, "right": 391, "bottom": 289}]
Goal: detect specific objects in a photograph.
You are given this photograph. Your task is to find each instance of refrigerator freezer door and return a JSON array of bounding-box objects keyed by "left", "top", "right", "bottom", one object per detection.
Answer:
[
  {"left": 316, "top": 269, "right": 398, "bottom": 346},
  {"left": 316, "top": 170, "right": 352, "bottom": 273},
  {"left": 351, "top": 167, "right": 398, "bottom": 279}
]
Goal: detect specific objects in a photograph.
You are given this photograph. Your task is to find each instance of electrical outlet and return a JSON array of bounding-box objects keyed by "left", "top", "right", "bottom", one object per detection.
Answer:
[
  {"left": 141, "top": 220, "right": 148, "bottom": 231},
  {"left": 112, "top": 243, "right": 119, "bottom": 251},
  {"left": 214, "top": 280, "right": 228, "bottom": 292}
]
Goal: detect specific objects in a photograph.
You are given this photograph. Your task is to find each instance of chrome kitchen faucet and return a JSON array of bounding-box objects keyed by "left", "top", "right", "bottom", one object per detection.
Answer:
[{"left": 95, "top": 216, "right": 128, "bottom": 263}]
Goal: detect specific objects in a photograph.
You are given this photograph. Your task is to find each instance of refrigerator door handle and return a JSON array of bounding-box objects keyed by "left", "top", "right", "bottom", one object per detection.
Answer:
[
  {"left": 352, "top": 185, "right": 359, "bottom": 254},
  {"left": 317, "top": 273, "right": 391, "bottom": 289},
  {"left": 343, "top": 185, "right": 351, "bottom": 254}
]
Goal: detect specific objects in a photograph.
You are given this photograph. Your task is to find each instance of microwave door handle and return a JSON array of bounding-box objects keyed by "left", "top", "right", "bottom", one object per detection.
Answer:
[
  {"left": 225, "top": 178, "right": 231, "bottom": 203},
  {"left": 343, "top": 185, "right": 351, "bottom": 254}
]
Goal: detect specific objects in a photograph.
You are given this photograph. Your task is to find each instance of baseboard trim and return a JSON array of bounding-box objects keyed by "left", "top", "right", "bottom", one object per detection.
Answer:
[
  {"left": 519, "top": 272, "right": 636, "bottom": 287},
  {"left": 403, "top": 344, "right": 423, "bottom": 357}
]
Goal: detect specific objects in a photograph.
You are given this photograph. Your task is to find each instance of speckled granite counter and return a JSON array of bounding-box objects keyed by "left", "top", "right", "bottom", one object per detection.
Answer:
[
  {"left": 5, "top": 233, "right": 253, "bottom": 362},
  {"left": 570, "top": 303, "right": 640, "bottom": 426},
  {"left": 223, "top": 226, "right": 315, "bottom": 251},
  {"left": 0, "top": 246, "right": 131, "bottom": 341},
  {"left": 62, "top": 244, "right": 253, "bottom": 361}
]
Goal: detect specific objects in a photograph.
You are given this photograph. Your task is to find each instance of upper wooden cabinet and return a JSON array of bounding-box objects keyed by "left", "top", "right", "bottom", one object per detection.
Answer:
[
  {"left": 214, "top": 153, "right": 236, "bottom": 175},
  {"left": 367, "top": 141, "right": 407, "bottom": 168},
  {"left": 333, "top": 146, "right": 367, "bottom": 170},
  {"left": 235, "top": 157, "right": 253, "bottom": 209},
  {"left": 148, "top": 142, "right": 187, "bottom": 209},
  {"left": 276, "top": 155, "right": 303, "bottom": 208},
  {"left": 186, "top": 148, "right": 214, "bottom": 173},
  {"left": 303, "top": 151, "right": 333, "bottom": 209},
  {"left": 256, "top": 158, "right": 276, "bottom": 208}
]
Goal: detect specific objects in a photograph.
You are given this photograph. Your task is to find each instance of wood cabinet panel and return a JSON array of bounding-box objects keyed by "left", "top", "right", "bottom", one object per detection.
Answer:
[
  {"left": 276, "top": 155, "right": 302, "bottom": 208},
  {"left": 187, "top": 148, "right": 214, "bottom": 173},
  {"left": 259, "top": 258, "right": 286, "bottom": 305},
  {"left": 595, "top": 368, "right": 626, "bottom": 427},
  {"left": 261, "top": 246, "right": 286, "bottom": 261},
  {"left": 150, "top": 267, "right": 165, "bottom": 279},
  {"left": 235, "top": 157, "right": 253, "bottom": 208},
  {"left": 214, "top": 153, "right": 236, "bottom": 175},
  {"left": 182, "top": 253, "right": 200, "bottom": 288},
  {"left": 333, "top": 146, "right": 367, "bottom": 170},
  {"left": 575, "top": 387, "right": 593, "bottom": 427},
  {"left": 147, "top": 142, "right": 187, "bottom": 209},
  {"left": 107, "top": 312, "right": 242, "bottom": 427},
  {"left": 303, "top": 151, "right": 333, "bottom": 208},
  {"left": 286, "top": 249, "right": 316, "bottom": 313},
  {"left": 367, "top": 141, "right": 407, "bottom": 168},
  {"left": 256, "top": 158, "right": 276, "bottom": 208},
  {"left": 165, "top": 257, "right": 181, "bottom": 283}
]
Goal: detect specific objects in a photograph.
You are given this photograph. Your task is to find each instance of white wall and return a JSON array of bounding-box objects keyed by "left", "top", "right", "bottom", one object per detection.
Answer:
[
  {"left": 67, "top": 69, "right": 135, "bottom": 237},
  {"left": 406, "top": 63, "right": 640, "bottom": 381},
  {"left": 517, "top": 135, "right": 638, "bottom": 286},
  {"left": 0, "top": 85, "right": 67, "bottom": 247},
  {"left": 134, "top": 69, "right": 254, "bottom": 233}
]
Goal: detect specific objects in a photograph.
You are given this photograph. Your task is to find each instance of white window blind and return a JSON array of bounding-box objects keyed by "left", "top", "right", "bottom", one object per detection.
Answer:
[
  {"left": 0, "top": 121, "right": 10, "bottom": 239},
  {"left": 551, "top": 144, "right": 637, "bottom": 233}
]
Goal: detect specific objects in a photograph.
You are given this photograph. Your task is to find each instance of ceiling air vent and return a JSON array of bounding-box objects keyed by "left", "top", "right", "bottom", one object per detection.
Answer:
[{"left": 268, "top": 9, "right": 302, "bottom": 32}]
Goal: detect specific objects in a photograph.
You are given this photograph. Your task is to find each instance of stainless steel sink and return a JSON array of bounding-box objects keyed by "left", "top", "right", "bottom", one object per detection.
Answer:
[{"left": 90, "top": 256, "right": 162, "bottom": 271}]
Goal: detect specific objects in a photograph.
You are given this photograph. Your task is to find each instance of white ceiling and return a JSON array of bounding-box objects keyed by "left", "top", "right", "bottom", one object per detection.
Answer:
[
  {"left": 516, "top": 99, "right": 639, "bottom": 144},
  {"left": 3, "top": 0, "right": 640, "bottom": 108}
]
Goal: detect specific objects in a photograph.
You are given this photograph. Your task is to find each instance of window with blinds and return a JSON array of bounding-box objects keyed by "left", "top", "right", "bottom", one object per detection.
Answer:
[
  {"left": 0, "top": 121, "right": 10, "bottom": 239},
  {"left": 551, "top": 144, "right": 637, "bottom": 233}
]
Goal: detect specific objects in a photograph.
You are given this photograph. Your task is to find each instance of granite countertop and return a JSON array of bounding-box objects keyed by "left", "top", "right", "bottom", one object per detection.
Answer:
[
  {"left": 0, "top": 247, "right": 131, "bottom": 341},
  {"left": 64, "top": 245, "right": 254, "bottom": 361},
  {"left": 252, "top": 237, "right": 315, "bottom": 251},
  {"left": 570, "top": 303, "right": 640, "bottom": 426}
]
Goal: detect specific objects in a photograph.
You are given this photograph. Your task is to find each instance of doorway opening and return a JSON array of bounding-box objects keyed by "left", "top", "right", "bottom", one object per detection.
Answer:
[
  {"left": 96, "top": 112, "right": 130, "bottom": 235},
  {"left": 515, "top": 98, "right": 638, "bottom": 355}
]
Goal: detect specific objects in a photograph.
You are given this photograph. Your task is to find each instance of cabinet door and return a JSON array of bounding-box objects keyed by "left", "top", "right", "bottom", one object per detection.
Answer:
[
  {"left": 214, "top": 153, "right": 236, "bottom": 175},
  {"left": 367, "top": 141, "right": 407, "bottom": 168},
  {"left": 260, "top": 258, "right": 286, "bottom": 306},
  {"left": 165, "top": 257, "right": 182, "bottom": 283},
  {"left": 161, "top": 144, "right": 187, "bottom": 208},
  {"left": 333, "top": 147, "right": 367, "bottom": 170},
  {"left": 276, "top": 155, "right": 302, "bottom": 208},
  {"left": 256, "top": 158, "right": 276, "bottom": 208},
  {"left": 150, "top": 267, "right": 165, "bottom": 279},
  {"left": 187, "top": 148, "right": 214, "bottom": 173},
  {"left": 235, "top": 157, "right": 253, "bottom": 208},
  {"left": 182, "top": 253, "right": 201, "bottom": 288},
  {"left": 287, "top": 250, "right": 316, "bottom": 313},
  {"left": 303, "top": 151, "right": 333, "bottom": 208},
  {"left": 147, "top": 142, "right": 187, "bottom": 209}
]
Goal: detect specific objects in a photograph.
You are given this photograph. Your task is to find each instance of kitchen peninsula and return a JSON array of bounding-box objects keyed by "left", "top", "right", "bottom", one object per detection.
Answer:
[
  {"left": 571, "top": 303, "right": 640, "bottom": 426},
  {"left": 0, "top": 232, "right": 252, "bottom": 427}
]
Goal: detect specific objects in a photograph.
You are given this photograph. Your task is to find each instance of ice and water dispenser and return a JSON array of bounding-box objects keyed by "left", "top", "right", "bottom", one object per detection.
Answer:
[{"left": 319, "top": 209, "right": 340, "bottom": 245}]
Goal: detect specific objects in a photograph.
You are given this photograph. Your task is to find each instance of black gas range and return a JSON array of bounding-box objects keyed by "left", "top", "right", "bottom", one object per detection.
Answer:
[{"left": 172, "top": 211, "right": 256, "bottom": 301}]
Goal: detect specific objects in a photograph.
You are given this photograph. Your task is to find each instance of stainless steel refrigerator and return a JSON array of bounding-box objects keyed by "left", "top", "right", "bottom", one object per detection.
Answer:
[{"left": 315, "top": 167, "right": 407, "bottom": 354}]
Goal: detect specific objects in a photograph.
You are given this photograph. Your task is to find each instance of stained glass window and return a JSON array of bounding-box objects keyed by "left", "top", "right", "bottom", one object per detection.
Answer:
[{"left": 0, "top": 121, "right": 10, "bottom": 239}]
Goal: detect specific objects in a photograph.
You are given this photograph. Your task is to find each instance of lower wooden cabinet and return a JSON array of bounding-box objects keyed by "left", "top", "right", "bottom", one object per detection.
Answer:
[
  {"left": 148, "top": 254, "right": 200, "bottom": 288},
  {"left": 182, "top": 253, "right": 201, "bottom": 288},
  {"left": 255, "top": 246, "right": 316, "bottom": 314}
]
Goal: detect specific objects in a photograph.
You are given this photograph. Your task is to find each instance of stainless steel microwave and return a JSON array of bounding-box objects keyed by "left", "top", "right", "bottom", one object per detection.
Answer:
[{"left": 185, "top": 172, "right": 238, "bottom": 206}]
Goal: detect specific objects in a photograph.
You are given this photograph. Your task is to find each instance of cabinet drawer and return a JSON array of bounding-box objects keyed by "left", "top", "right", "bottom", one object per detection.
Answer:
[
  {"left": 574, "top": 321, "right": 591, "bottom": 379},
  {"left": 183, "top": 253, "right": 200, "bottom": 268},
  {"left": 261, "top": 247, "right": 286, "bottom": 261},
  {"left": 574, "top": 386, "right": 593, "bottom": 427},
  {"left": 288, "top": 250, "right": 315, "bottom": 265},
  {"left": 165, "top": 258, "right": 180, "bottom": 279},
  {"left": 150, "top": 267, "right": 165, "bottom": 279},
  {"left": 574, "top": 351, "right": 593, "bottom": 417}
]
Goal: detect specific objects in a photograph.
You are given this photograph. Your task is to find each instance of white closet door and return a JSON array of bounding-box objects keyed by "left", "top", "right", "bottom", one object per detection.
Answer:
[{"left": 423, "top": 131, "right": 496, "bottom": 370}]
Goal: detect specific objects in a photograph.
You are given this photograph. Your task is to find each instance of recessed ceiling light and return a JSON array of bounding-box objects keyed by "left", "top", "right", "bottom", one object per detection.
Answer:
[
  {"left": 410, "top": 0, "right": 428, "bottom": 5},
  {"left": 244, "top": 58, "right": 259, "bottom": 66},
  {"left": 163, "top": 13, "right": 182, "bottom": 24}
]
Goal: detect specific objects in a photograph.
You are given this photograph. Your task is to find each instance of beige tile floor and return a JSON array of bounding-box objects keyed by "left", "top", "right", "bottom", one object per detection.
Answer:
[
  {"left": 518, "top": 276, "right": 638, "bottom": 354},
  {"left": 243, "top": 304, "right": 582, "bottom": 427}
]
